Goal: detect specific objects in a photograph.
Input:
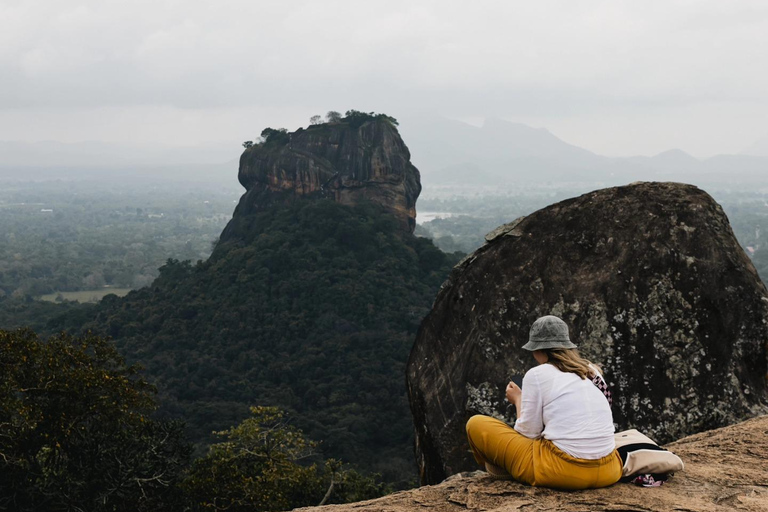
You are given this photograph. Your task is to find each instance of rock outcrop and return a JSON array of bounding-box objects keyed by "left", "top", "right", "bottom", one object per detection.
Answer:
[
  {"left": 220, "top": 117, "right": 421, "bottom": 243},
  {"left": 407, "top": 182, "right": 768, "bottom": 484},
  {"left": 296, "top": 415, "right": 768, "bottom": 512}
]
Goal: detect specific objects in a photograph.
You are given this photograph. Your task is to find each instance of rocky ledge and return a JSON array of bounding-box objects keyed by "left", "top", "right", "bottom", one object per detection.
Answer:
[{"left": 297, "top": 415, "right": 768, "bottom": 512}]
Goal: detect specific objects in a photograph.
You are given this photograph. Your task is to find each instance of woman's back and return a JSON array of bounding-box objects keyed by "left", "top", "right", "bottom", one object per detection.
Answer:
[
  {"left": 466, "top": 316, "right": 622, "bottom": 489},
  {"left": 514, "top": 363, "right": 615, "bottom": 459}
]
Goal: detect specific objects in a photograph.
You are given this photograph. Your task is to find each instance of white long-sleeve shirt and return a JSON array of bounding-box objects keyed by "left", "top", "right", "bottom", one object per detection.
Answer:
[{"left": 513, "top": 363, "right": 616, "bottom": 459}]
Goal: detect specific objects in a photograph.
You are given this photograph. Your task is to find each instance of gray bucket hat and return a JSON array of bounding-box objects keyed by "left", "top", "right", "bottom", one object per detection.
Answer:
[{"left": 522, "top": 315, "right": 577, "bottom": 351}]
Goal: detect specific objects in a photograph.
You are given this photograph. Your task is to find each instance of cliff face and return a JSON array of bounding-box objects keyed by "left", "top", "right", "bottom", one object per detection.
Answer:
[
  {"left": 407, "top": 182, "right": 768, "bottom": 484},
  {"left": 295, "top": 415, "right": 768, "bottom": 512},
  {"left": 220, "top": 118, "right": 421, "bottom": 243}
]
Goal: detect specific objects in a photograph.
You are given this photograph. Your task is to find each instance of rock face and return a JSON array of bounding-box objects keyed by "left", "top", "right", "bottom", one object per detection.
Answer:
[
  {"left": 407, "top": 182, "right": 768, "bottom": 485},
  {"left": 220, "top": 118, "right": 421, "bottom": 242},
  {"left": 296, "top": 415, "right": 768, "bottom": 512}
]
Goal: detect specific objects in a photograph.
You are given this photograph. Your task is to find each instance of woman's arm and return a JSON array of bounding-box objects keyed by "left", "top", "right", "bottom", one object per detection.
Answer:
[{"left": 512, "top": 370, "right": 544, "bottom": 438}]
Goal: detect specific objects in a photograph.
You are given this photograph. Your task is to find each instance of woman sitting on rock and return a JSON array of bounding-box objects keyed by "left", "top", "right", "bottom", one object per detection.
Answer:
[{"left": 465, "top": 315, "right": 622, "bottom": 490}]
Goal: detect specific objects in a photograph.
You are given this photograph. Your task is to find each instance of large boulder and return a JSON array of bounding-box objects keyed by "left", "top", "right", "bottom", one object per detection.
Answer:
[{"left": 407, "top": 182, "right": 768, "bottom": 484}]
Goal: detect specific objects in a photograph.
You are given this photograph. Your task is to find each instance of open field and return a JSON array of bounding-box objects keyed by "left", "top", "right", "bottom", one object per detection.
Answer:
[{"left": 39, "top": 288, "right": 133, "bottom": 303}]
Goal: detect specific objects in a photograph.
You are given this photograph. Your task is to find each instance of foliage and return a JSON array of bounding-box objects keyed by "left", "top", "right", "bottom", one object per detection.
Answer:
[
  {"left": 52, "top": 200, "right": 460, "bottom": 485},
  {"left": 343, "top": 110, "right": 399, "bottom": 129},
  {"left": 718, "top": 197, "right": 768, "bottom": 282},
  {"left": 311, "top": 110, "right": 399, "bottom": 129},
  {"left": 0, "top": 329, "right": 191, "bottom": 511},
  {"left": 0, "top": 295, "right": 91, "bottom": 333},
  {"left": 260, "top": 128, "right": 290, "bottom": 146},
  {"left": 0, "top": 179, "right": 237, "bottom": 302},
  {"left": 752, "top": 248, "right": 768, "bottom": 282},
  {"left": 242, "top": 141, "right": 254, "bottom": 149},
  {"left": 184, "top": 406, "right": 388, "bottom": 511}
]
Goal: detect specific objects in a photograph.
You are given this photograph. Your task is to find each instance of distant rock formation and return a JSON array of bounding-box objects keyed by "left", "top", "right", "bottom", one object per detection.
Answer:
[
  {"left": 220, "top": 116, "right": 421, "bottom": 243},
  {"left": 407, "top": 182, "right": 768, "bottom": 484},
  {"left": 295, "top": 415, "right": 768, "bottom": 512}
]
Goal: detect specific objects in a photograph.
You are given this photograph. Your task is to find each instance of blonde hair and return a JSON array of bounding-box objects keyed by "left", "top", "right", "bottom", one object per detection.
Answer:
[{"left": 543, "top": 348, "right": 600, "bottom": 380}]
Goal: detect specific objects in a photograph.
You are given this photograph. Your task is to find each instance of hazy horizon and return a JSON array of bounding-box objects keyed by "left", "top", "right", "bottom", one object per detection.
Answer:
[
  {"left": 3, "top": 114, "right": 768, "bottom": 188},
  {"left": 4, "top": 1, "right": 768, "bottom": 163}
]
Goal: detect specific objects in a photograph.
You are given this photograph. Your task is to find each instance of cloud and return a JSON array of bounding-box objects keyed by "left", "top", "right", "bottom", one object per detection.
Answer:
[{"left": 2, "top": 1, "right": 768, "bottom": 156}]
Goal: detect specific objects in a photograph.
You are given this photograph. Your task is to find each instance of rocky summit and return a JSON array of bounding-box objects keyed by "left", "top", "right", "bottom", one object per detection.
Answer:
[
  {"left": 407, "top": 182, "right": 768, "bottom": 484},
  {"left": 220, "top": 114, "right": 421, "bottom": 242}
]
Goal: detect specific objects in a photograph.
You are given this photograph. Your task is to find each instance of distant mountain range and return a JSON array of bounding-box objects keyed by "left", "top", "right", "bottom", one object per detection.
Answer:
[{"left": 397, "top": 114, "right": 768, "bottom": 187}]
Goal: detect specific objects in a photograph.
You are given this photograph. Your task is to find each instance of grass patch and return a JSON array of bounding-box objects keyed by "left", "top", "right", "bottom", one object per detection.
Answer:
[{"left": 39, "top": 288, "right": 133, "bottom": 304}]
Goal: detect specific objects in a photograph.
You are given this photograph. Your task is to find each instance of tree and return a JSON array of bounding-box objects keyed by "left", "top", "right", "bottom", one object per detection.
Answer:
[
  {"left": 183, "top": 406, "right": 388, "bottom": 511},
  {"left": 0, "top": 329, "right": 191, "bottom": 512},
  {"left": 309, "top": 115, "right": 322, "bottom": 125},
  {"left": 260, "top": 128, "right": 290, "bottom": 146},
  {"left": 82, "top": 270, "right": 105, "bottom": 289},
  {"left": 344, "top": 110, "right": 374, "bottom": 128},
  {"left": 342, "top": 110, "right": 399, "bottom": 128},
  {"left": 242, "top": 141, "right": 254, "bottom": 149},
  {"left": 325, "top": 111, "right": 342, "bottom": 123}
]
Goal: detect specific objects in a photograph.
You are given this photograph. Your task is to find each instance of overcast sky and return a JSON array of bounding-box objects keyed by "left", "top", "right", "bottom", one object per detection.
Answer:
[{"left": 3, "top": 0, "right": 768, "bottom": 158}]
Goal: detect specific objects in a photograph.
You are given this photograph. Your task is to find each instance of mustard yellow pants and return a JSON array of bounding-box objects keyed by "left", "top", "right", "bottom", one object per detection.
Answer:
[{"left": 466, "top": 415, "right": 622, "bottom": 490}]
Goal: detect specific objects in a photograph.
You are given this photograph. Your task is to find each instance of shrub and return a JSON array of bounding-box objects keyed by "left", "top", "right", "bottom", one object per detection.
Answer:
[{"left": 0, "top": 329, "right": 191, "bottom": 512}]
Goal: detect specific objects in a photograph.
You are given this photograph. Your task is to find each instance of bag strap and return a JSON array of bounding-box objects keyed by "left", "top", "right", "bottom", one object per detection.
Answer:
[
  {"left": 591, "top": 371, "right": 612, "bottom": 407},
  {"left": 616, "top": 442, "right": 668, "bottom": 465}
]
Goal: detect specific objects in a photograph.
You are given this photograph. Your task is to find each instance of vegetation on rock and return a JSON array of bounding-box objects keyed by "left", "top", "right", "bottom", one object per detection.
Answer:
[{"left": 259, "top": 127, "right": 291, "bottom": 146}]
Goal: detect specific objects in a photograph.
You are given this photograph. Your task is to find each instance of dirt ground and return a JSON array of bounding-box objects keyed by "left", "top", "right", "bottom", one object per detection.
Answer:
[{"left": 297, "top": 415, "right": 768, "bottom": 512}]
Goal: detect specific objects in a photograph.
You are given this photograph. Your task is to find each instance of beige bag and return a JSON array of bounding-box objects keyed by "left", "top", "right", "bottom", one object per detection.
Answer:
[{"left": 614, "top": 429, "right": 685, "bottom": 478}]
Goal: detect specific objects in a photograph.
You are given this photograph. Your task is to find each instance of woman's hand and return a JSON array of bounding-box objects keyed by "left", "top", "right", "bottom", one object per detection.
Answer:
[
  {"left": 506, "top": 381, "right": 523, "bottom": 418},
  {"left": 506, "top": 381, "right": 522, "bottom": 403}
]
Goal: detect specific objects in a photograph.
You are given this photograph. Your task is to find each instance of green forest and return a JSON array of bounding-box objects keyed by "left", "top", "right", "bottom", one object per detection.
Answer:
[
  {"left": 2, "top": 175, "right": 768, "bottom": 511},
  {"left": 41, "top": 199, "right": 460, "bottom": 486},
  {"left": 1, "top": 329, "right": 388, "bottom": 511},
  {"left": 0, "top": 179, "right": 238, "bottom": 298}
]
